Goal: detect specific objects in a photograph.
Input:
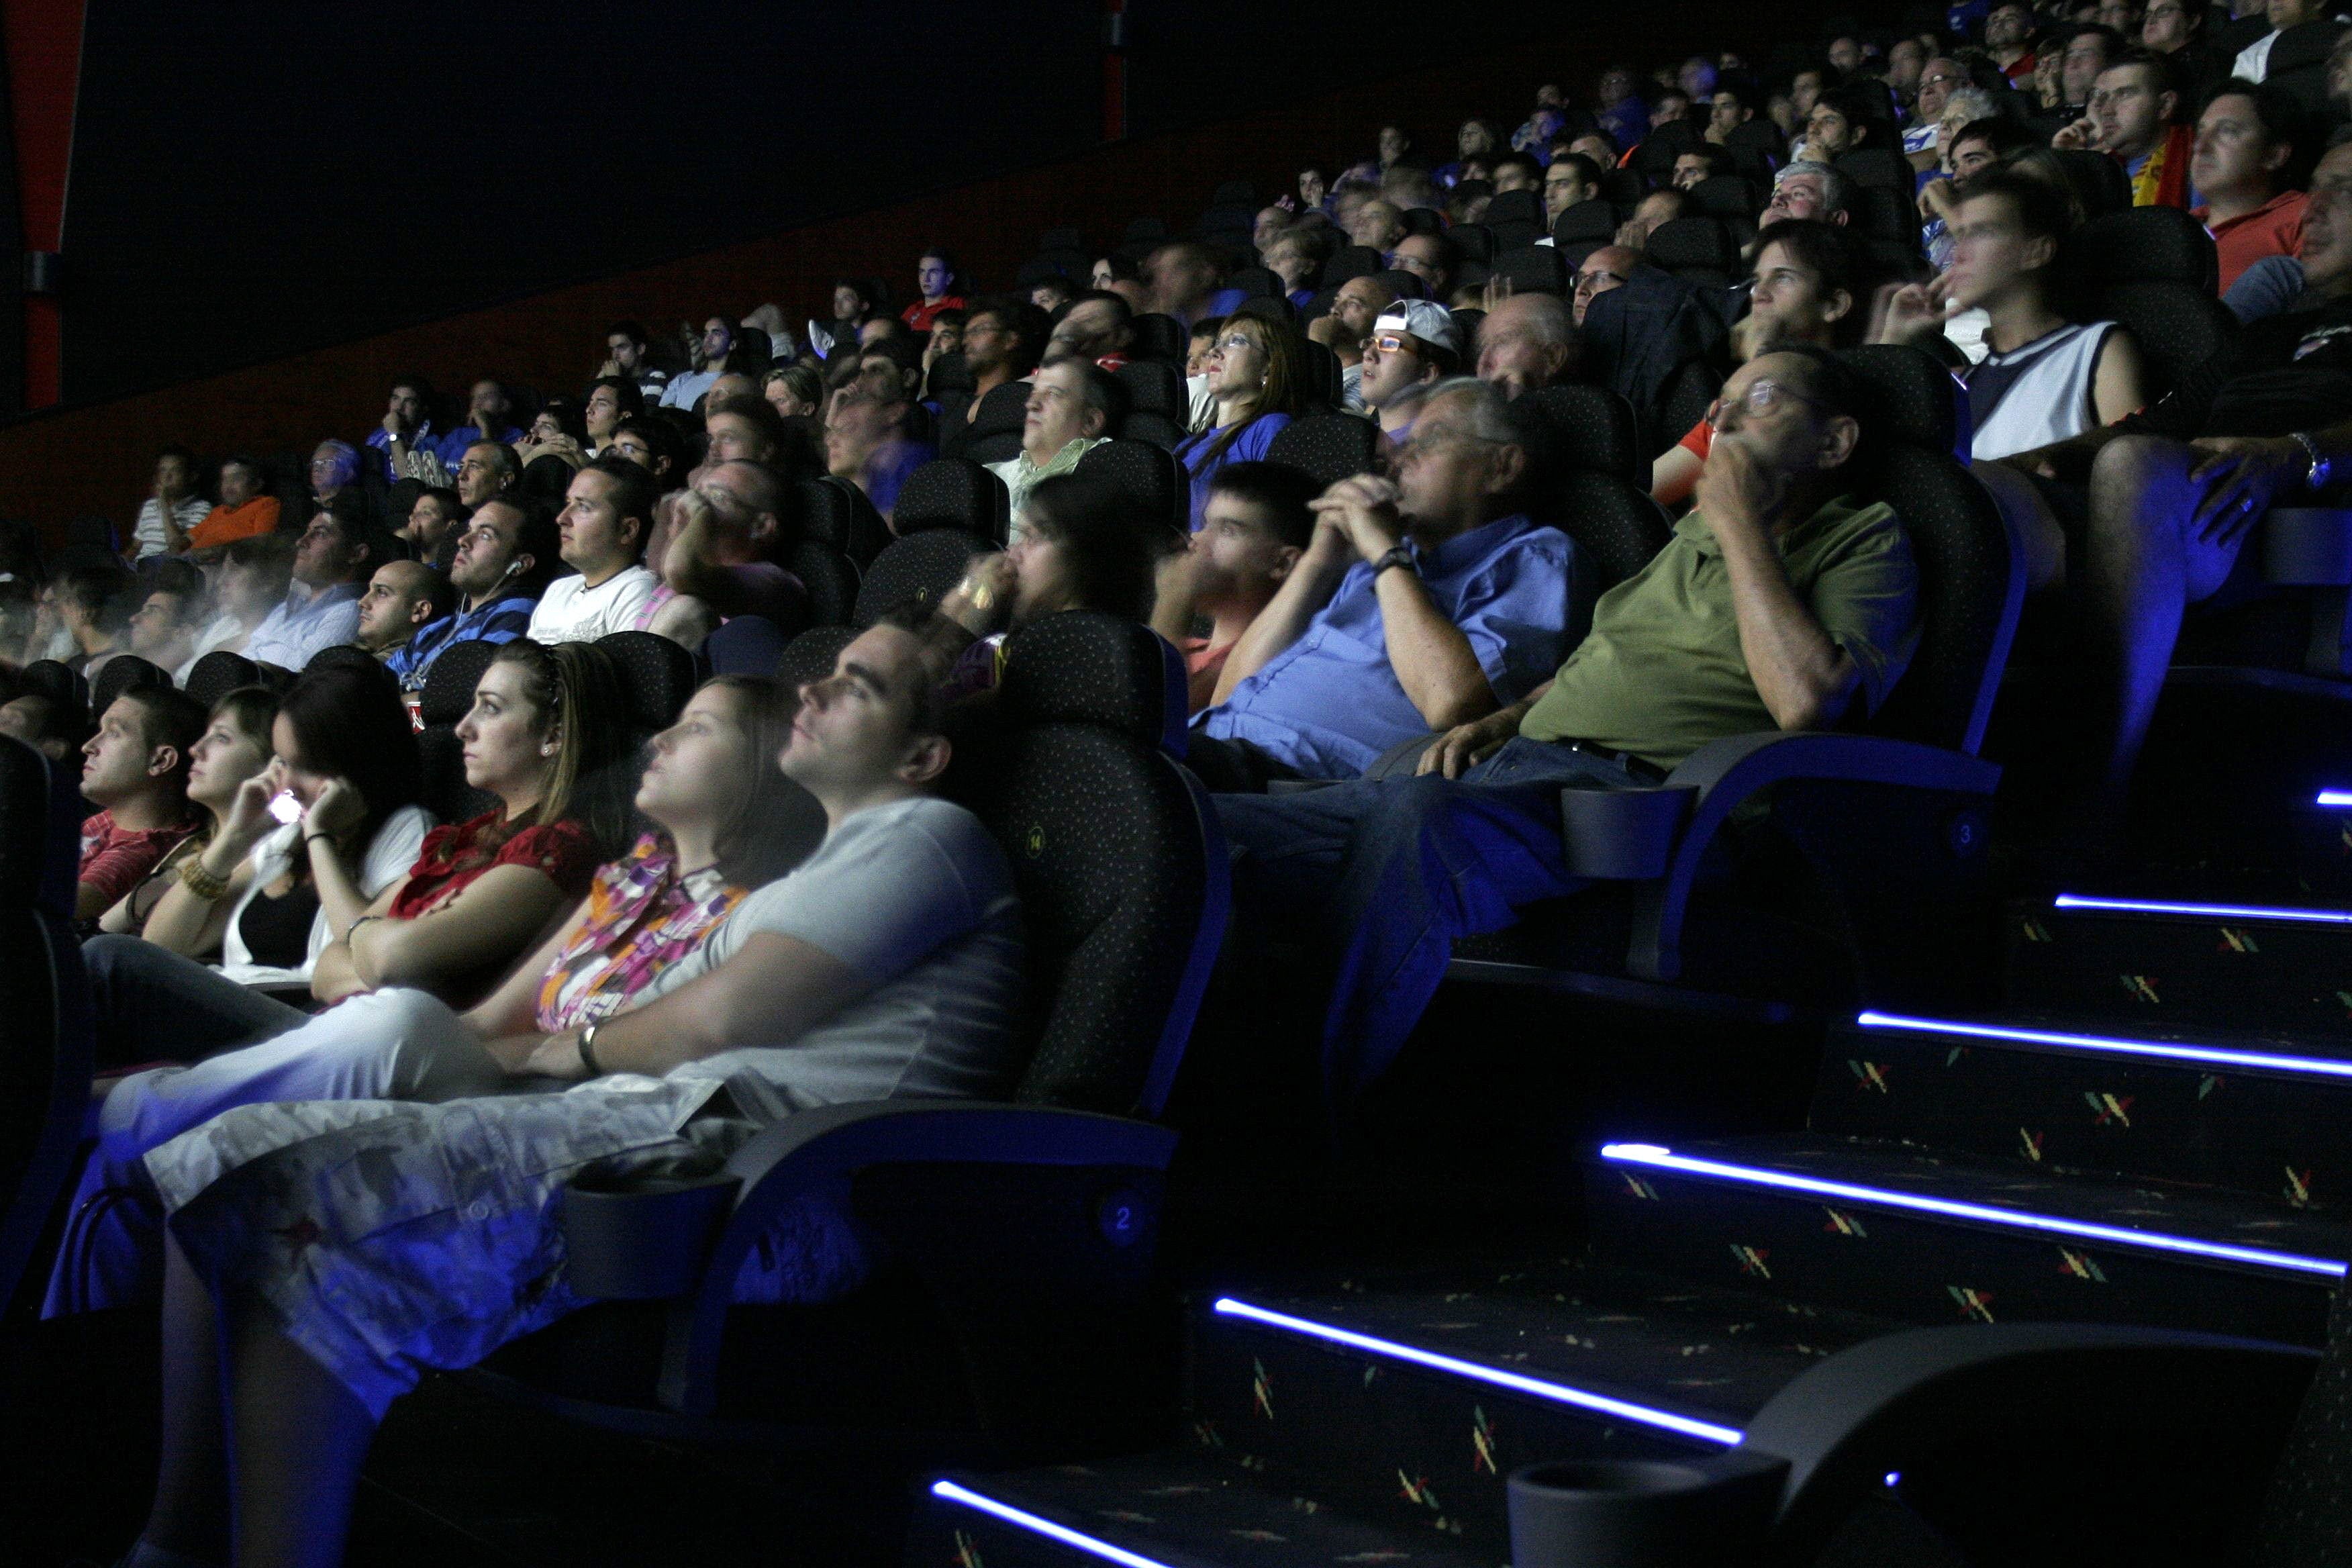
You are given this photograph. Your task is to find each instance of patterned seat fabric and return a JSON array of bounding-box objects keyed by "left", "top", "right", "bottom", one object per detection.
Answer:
[
  {"left": 1116, "top": 362, "right": 1190, "bottom": 452},
  {"left": 1077, "top": 440, "right": 1187, "bottom": 538},
  {"left": 418, "top": 637, "right": 499, "bottom": 728},
  {"left": 1551, "top": 199, "right": 1618, "bottom": 246},
  {"left": 1514, "top": 385, "right": 1647, "bottom": 486},
  {"left": 594, "top": 631, "right": 697, "bottom": 736},
  {"left": 89, "top": 654, "right": 169, "bottom": 719},
  {"left": 2095, "top": 281, "right": 2238, "bottom": 404},
  {"left": 854, "top": 530, "right": 983, "bottom": 627},
  {"left": 1266, "top": 415, "right": 1378, "bottom": 493},
  {"left": 775, "top": 624, "right": 859, "bottom": 691},
  {"left": 963, "top": 382, "right": 1032, "bottom": 466},
  {"left": 797, "top": 476, "right": 892, "bottom": 569},
  {"left": 2068, "top": 207, "right": 2220, "bottom": 293},
  {"left": 894, "top": 458, "right": 1012, "bottom": 542},
  {"left": 1128, "top": 313, "right": 1186, "bottom": 364},
  {"left": 1449, "top": 223, "right": 1498, "bottom": 263},
  {"left": 184, "top": 650, "right": 263, "bottom": 712},
  {"left": 1319, "top": 246, "right": 1384, "bottom": 288},
  {"left": 787, "top": 538, "right": 860, "bottom": 628},
  {"left": 1491, "top": 246, "right": 1569, "bottom": 297},
  {"left": 966, "top": 611, "right": 1224, "bottom": 1118},
  {"left": 303, "top": 645, "right": 379, "bottom": 677}
]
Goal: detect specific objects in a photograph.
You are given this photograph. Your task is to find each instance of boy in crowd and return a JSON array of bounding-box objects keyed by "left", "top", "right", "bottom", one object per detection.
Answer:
[{"left": 1153, "top": 462, "right": 1320, "bottom": 712}]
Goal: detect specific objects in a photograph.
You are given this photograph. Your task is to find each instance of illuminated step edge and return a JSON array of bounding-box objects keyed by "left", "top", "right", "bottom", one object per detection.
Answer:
[
  {"left": 1209, "top": 1296, "right": 1745, "bottom": 1446},
  {"left": 2316, "top": 789, "right": 2352, "bottom": 807},
  {"left": 1856, "top": 1010, "right": 2352, "bottom": 1081},
  {"left": 1598, "top": 1144, "right": 2347, "bottom": 1280},
  {"left": 930, "top": 1479, "right": 1183, "bottom": 1568},
  {"left": 2052, "top": 892, "right": 2352, "bottom": 926}
]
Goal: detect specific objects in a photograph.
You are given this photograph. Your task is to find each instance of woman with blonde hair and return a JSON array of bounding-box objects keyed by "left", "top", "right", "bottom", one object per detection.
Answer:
[{"left": 1174, "top": 310, "right": 1306, "bottom": 529}]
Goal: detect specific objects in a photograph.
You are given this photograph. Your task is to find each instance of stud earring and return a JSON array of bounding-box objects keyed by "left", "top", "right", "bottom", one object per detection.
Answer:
[{"left": 540, "top": 743, "right": 556, "bottom": 756}]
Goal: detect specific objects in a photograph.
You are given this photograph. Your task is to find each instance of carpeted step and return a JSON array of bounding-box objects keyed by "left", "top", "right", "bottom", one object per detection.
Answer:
[
  {"left": 1587, "top": 1136, "right": 2349, "bottom": 1348},
  {"left": 911, "top": 1451, "right": 1490, "bottom": 1568},
  {"left": 1187, "top": 1260, "right": 1895, "bottom": 1557},
  {"left": 1812, "top": 1010, "right": 2352, "bottom": 1207},
  {"left": 2003, "top": 894, "right": 2352, "bottom": 1038}
]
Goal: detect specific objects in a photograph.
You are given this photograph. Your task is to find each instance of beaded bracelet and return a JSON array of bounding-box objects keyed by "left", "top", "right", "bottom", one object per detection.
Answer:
[{"left": 179, "top": 854, "right": 232, "bottom": 901}]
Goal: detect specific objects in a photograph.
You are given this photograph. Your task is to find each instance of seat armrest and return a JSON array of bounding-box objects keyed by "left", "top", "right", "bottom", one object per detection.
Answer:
[
  {"left": 1743, "top": 1323, "right": 2317, "bottom": 1560},
  {"left": 576, "top": 1099, "right": 1175, "bottom": 1415},
  {"left": 1629, "top": 731, "right": 2000, "bottom": 981}
]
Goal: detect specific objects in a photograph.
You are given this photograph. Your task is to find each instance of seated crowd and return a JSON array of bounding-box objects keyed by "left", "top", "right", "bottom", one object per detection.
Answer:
[{"left": 11, "top": 5, "right": 2352, "bottom": 1559}]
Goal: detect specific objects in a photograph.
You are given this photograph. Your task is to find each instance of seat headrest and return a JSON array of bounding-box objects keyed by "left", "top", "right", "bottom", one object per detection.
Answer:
[
  {"left": 1645, "top": 217, "right": 1736, "bottom": 270},
  {"left": 2065, "top": 207, "right": 2220, "bottom": 293},
  {"left": 0, "top": 734, "right": 48, "bottom": 908},
  {"left": 996, "top": 611, "right": 1185, "bottom": 755},
  {"left": 596, "top": 631, "right": 697, "bottom": 733},
  {"left": 1837, "top": 344, "right": 1958, "bottom": 453},
  {"left": 893, "top": 458, "right": 1010, "bottom": 540},
  {"left": 418, "top": 636, "right": 501, "bottom": 727},
  {"left": 796, "top": 477, "right": 854, "bottom": 548},
  {"left": 1513, "top": 385, "right": 1643, "bottom": 485}
]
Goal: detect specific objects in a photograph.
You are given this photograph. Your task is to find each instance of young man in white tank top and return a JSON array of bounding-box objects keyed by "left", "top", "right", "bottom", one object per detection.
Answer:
[{"left": 1877, "top": 167, "right": 2150, "bottom": 461}]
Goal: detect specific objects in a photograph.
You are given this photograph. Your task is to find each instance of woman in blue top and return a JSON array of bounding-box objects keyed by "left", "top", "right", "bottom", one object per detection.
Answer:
[{"left": 1175, "top": 312, "right": 1306, "bottom": 530}]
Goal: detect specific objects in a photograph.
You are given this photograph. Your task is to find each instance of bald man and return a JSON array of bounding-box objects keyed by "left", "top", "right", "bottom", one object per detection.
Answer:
[{"left": 354, "top": 560, "right": 452, "bottom": 660}]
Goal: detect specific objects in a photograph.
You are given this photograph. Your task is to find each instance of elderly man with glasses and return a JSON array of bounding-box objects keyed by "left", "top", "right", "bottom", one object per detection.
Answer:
[
  {"left": 1189, "top": 376, "right": 1583, "bottom": 789},
  {"left": 1214, "top": 346, "right": 1918, "bottom": 1098}
]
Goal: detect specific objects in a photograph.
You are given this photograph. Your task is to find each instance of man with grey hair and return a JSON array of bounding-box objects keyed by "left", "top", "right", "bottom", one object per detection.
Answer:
[
  {"left": 1476, "top": 292, "right": 1581, "bottom": 398},
  {"left": 1216, "top": 346, "right": 1920, "bottom": 1098},
  {"left": 1190, "top": 376, "right": 1584, "bottom": 783},
  {"left": 1759, "top": 160, "right": 1853, "bottom": 230}
]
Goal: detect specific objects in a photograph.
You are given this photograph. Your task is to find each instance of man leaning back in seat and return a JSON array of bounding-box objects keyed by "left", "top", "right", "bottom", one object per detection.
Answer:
[{"left": 1216, "top": 346, "right": 1921, "bottom": 1099}]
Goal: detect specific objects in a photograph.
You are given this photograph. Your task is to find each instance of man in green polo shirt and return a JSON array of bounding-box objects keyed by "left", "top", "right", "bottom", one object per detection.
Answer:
[{"left": 1214, "top": 346, "right": 1921, "bottom": 1099}]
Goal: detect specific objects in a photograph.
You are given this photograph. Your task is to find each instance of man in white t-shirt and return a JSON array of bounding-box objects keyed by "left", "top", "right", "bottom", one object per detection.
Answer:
[{"left": 526, "top": 456, "right": 663, "bottom": 644}]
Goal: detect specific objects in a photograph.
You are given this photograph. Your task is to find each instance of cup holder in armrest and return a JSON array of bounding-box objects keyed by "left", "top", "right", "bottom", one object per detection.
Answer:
[
  {"left": 1559, "top": 785, "right": 1698, "bottom": 880},
  {"left": 560, "top": 1172, "right": 742, "bottom": 1300}
]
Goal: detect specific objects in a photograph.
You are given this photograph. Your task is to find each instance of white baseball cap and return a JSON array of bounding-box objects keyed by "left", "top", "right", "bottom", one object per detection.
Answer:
[{"left": 1373, "top": 299, "right": 1463, "bottom": 359}]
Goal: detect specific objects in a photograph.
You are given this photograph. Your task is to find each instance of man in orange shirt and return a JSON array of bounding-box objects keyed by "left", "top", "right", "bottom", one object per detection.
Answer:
[
  {"left": 186, "top": 455, "right": 280, "bottom": 551},
  {"left": 2190, "top": 81, "right": 2307, "bottom": 293}
]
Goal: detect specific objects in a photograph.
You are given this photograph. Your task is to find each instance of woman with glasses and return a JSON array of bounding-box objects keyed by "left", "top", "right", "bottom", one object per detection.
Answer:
[{"left": 1173, "top": 313, "right": 1306, "bottom": 530}]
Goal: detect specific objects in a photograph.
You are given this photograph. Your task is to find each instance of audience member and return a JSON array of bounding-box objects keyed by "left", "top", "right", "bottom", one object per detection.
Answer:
[
  {"left": 1349, "top": 199, "right": 1408, "bottom": 252},
  {"left": 602, "top": 320, "right": 670, "bottom": 401},
  {"left": 398, "top": 485, "right": 467, "bottom": 571},
  {"left": 387, "top": 499, "right": 550, "bottom": 693},
  {"left": 56, "top": 565, "right": 136, "bottom": 677},
  {"left": 1390, "top": 232, "right": 1461, "bottom": 300},
  {"left": 1192, "top": 377, "right": 1582, "bottom": 784},
  {"left": 1673, "top": 146, "right": 1733, "bottom": 189},
  {"left": 1147, "top": 240, "right": 1243, "bottom": 324},
  {"left": 244, "top": 506, "right": 375, "bottom": 670},
  {"left": 1617, "top": 187, "right": 1689, "bottom": 247},
  {"left": 1216, "top": 348, "right": 1915, "bottom": 1094},
  {"left": 583, "top": 375, "right": 643, "bottom": 456},
  {"left": 126, "top": 563, "right": 209, "bottom": 681},
  {"left": 2055, "top": 51, "right": 2194, "bottom": 206},
  {"left": 1308, "top": 274, "right": 1393, "bottom": 409},
  {"left": 1030, "top": 275, "right": 1078, "bottom": 314},
  {"left": 605, "top": 415, "right": 684, "bottom": 487},
  {"left": 1986, "top": 1, "right": 2041, "bottom": 83},
  {"left": 2190, "top": 80, "right": 2308, "bottom": 289},
  {"left": 92, "top": 687, "right": 275, "bottom": 939},
  {"left": 1477, "top": 291, "right": 1581, "bottom": 396},
  {"left": 1573, "top": 246, "right": 1640, "bottom": 326},
  {"left": 1175, "top": 315, "right": 1306, "bottom": 529},
  {"left": 1048, "top": 289, "right": 1138, "bottom": 369},
  {"left": 936, "top": 474, "right": 1161, "bottom": 695},
  {"left": 946, "top": 297, "right": 1052, "bottom": 442},
  {"left": 0, "top": 691, "right": 79, "bottom": 762},
  {"left": 705, "top": 398, "right": 795, "bottom": 468},
  {"left": 660, "top": 318, "right": 738, "bottom": 409},
  {"left": 369, "top": 376, "right": 439, "bottom": 485},
  {"left": 903, "top": 248, "right": 969, "bottom": 331},
  {"left": 186, "top": 456, "right": 279, "bottom": 552},
  {"left": 1357, "top": 301, "right": 1464, "bottom": 438},
  {"left": 764, "top": 360, "right": 824, "bottom": 418},
  {"left": 306, "top": 439, "right": 362, "bottom": 518},
  {"left": 354, "top": 560, "right": 454, "bottom": 662},
  {"left": 826, "top": 360, "right": 936, "bottom": 522},
  {"left": 187, "top": 534, "right": 295, "bottom": 665},
  {"left": 1541, "top": 154, "right": 1603, "bottom": 236},
  {"left": 527, "top": 458, "right": 663, "bottom": 644},
  {"left": 453, "top": 439, "right": 522, "bottom": 511},
  {"left": 1880, "top": 168, "right": 2148, "bottom": 459},
  {"left": 1151, "top": 461, "right": 1318, "bottom": 711},
  {"left": 989, "top": 356, "right": 1124, "bottom": 524},
  {"left": 428, "top": 380, "right": 526, "bottom": 470},
  {"left": 640, "top": 460, "right": 810, "bottom": 646},
  {"left": 1490, "top": 150, "right": 1544, "bottom": 194},
  {"left": 1908, "top": 58, "right": 1970, "bottom": 170},
  {"left": 125, "top": 661, "right": 432, "bottom": 993},
  {"left": 77, "top": 685, "right": 205, "bottom": 920},
  {"left": 2236, "top": 0, "right": 2329, "bottom": 81},
  {"left": 132, "top": 446, "right": 208, "bottom": 560}
]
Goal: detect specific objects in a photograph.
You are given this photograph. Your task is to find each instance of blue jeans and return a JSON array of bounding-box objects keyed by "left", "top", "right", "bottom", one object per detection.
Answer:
[{"left": 1213, "top": 737, "right": 1647, "bottom": 1100}]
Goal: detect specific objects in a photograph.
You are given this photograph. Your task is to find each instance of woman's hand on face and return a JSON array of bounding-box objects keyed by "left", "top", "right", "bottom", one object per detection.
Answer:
[
  {"left": 223, "top": 767, "right": 281, "bottom": 847},
  {"left": 303, "top": 776, "right": 367, "bottom": 841}
]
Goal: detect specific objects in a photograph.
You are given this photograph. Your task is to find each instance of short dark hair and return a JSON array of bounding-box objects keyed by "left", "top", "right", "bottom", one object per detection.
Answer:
[
  {"left": 1206, "top": 460, "right": 1318, "bottom": 550},
  {"left": 144, "top": 556, "right": 205, "bottom": 604},
  {"left": 1751, "top": 218, "right": 1874, "bottom": 346},
  {"left": 2200, "top": 78, "right": 2309, "bottom": 187},
  {"left": 1950, "top": 115, "right": 2039, "bottom": 162},
  {"left": 219, "top": 452, "right": 267, "bottom": 486},
  {"left": 1061, "top": 288, "right": 1135, "bottom": 327},
  {"left": 155, "top": 444, "right": 197, "bottom": 471},
  {"left": 969, "top": 296, "right": 1055, "bottom": 376},
  {"left": 117, "top": 685, "right": 207, "bottom": 783},
  {"left": 509, "top": 501, "right": 565, "bottom": 598},
  {"left": 583, "top": 455, "right": 658, "bottom": 555},
  {"left": 1678, "top": 144, "right": 1734, "bottom": 180},
  {"left": 1552, "top": 152, "right": 1605, "bottom": 189},
  {"left": 277, "top": 663, "right": 422, "bottom": 850},
  {"left": 413, "top": 484, "right": 464, "bottom": 519},
  {"left": 609, "top": 415, "right": 685, "bottom": 485},
  {"left": 2065, "top": 23, "right": 2129, "bottom": 73},
  {"left": 605, "top": 320, "right": 649, "bottom": 347},
  {"left": 387, "top": 372, "right": 434, "bottom": 400},
  {"left": 58, "top": 565, "right": 135, "bottom": 628},
  {"left": 585, "top": 374, "right": 644, "bottom": 421},
  {"left": 1957, "top": 164, "right": 2080, "bottom": 250},
  {"left": 1492, "top": 150, "right": 1544, "bottom": 183},
  {"left": 1066, "top": 359, "right": 1130, "bottom": 433},
  {"left": 1018, "top": 473, "right": 1158, "bottom": 623}
]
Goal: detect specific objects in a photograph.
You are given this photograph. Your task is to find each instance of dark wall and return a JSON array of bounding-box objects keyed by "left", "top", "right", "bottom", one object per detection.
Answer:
[{"left": 58, "top": 0, "right": 1577, "bottom": 406}]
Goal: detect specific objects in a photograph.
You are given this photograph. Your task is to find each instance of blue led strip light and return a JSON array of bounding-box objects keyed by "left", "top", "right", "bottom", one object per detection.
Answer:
[
  {"left": 930, "top": 1479, "right": 1182, "bottom": 1568},
  {"left": 1857, "top": 1010, "right": 2352, "bottom": 1081},
  {"left": 2053, "top": 893, "right": 2352, "bottom": 926},
  {"left": 2316, "top": 790, "right": 2352, "bottom": 807},
  {"left": 1211, "top": 1297, "right": 1747, "bottom": 1445},
  {"left": 1598, "top": 1144, "right": 2347, "bottom": 1279}
]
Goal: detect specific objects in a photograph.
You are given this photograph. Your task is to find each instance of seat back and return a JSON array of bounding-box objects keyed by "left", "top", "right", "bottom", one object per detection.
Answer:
[
  {"left": 1832, "top": 147, "right": 1908, "bottom": 190},
  {"left": 1298, "top": 338, "right": 1344, "bottom": 407},
  {"left": 1320, "top": 246, "right": 1385, "bottom": 289},
  {"left": 1115, "top": 360, "right": 1189, "bottom": 449},
  {"left": 1226, "top": 266, "right": 1283, "bottom": 300},
  {"left": 1645, "top": 216, "right": 1738, "bottom": 291},
  {"left": 418, "top": 636, "right": 500, "bottom": 727},
  {"left": 1265, "top": 415, "right": 1379, "bottom": 491},
  {"left": 1552, "top": 198, "right": 1620, "bottom": 246},
  {"left": 787, "top": 538, "right": 860, "bottom": 628},
  {"left": 19, "top": 660, "right": 88, "bottom": 734},
  {"left": 304, "top": 644, "right": 380, "bottom": 677},
  {"left": 1073, "top": 440, "right": 1186, "bottom": 538},
  {"left": 2050, "top": 148, "right": 2134, "bottom": 217},
  {"left": 595, "top": 632, "right": 697, "bottom": 743},
  {"left": 1491, "top": 246, "right": 1571, "bottom": 296},
  {"left": 2098, "top": 281, "right": 2239, "bottom": 403},
  {"left": 185, "top": 650, "right": 264, "bottom": 710},
  {"left": 1512, "top": 386, "right": 1673, "bottom": 592},
  {"left": 1687, "top": 175, "right": 1760, "bottom": 219},
  {"left": 1840, "top": 345, "right": 2023, "bottom": 756},
  {"left": 854, "top": 530, "right": 983, "bottom": 626},
  {"left": 2067, "top": 206, "right": 2219, "bottom": 293},
  {"left": 776, "top": 624, "right": 859, "bottom": 691},
  {"left": 963, "top": 382, "right": 1034, "bottom": 466},
  {"left": 2249, "top": 1268, "right": 2352, "bottom": 1565},
  {"left": 1514, "top": 383, "right": 1648, "bottom": 487},
  {"left": 0, "top": 736, "right": 93, "bottom": 1310},
  {"left": 416, "top": 638, "right": 503, "bottom": 822},
  {"left": 797, "top": 476, "right": 892, "bottom": 570},
  {"left": 894, "top": 458, "right": 1012, "bottom": 543},
  {"left": 89, "top": 654, "right": 170, "bottom": 718},
  {"left": 1448, "top": 222, "right": 1498, "bottom": 263},
  {"left": 969, "top": 613, "right": 1227, "bottom": 1118},
  {"left": 703, "top": 615, "right": 788, "bottom": 678},
  {"left": 1128, "top": 313, "right": 1187, "bottom": 363}
]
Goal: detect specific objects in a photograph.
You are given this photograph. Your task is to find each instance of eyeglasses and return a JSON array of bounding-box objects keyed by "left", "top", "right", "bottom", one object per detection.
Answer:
[
  {"left": 1367, "top": 332, "right": 1422, "bottom": 356},
  {"left": 1574, "top": 269, "right": 1629, "bottom": 293},
  {"left": 1708, "top": 377, "right": 1826, "bottom": 428},
  {"left": 1920, "top": 71, "right": 1963, "bottom": 89},
  {"left": 1390, "top": 423, "right": 1506, "bottom": 463},
  {"left": 1216, "top": 333, "right": 1257, "bottom": 354}
]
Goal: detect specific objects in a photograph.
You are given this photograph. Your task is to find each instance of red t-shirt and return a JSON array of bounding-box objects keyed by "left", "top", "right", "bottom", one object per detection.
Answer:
[
  {"left": 2196, "top": 189, "right": 2308, "bottom": 295},
  {"left": 387, "top": 811, "right": 599, "bottom": 921},
  {"left": 902, "top": 295, "right": 968, "bottom": 332},
  {"left": 1677, "top": 418, "right": 1714, "bottom": 460},
  {"left": 79, "top": 810, "right": 198, "bottom": 912}
]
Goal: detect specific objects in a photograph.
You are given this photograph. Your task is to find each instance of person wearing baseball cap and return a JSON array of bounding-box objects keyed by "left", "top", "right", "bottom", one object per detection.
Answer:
[{"left": 1359, "top": 301, "right": 1465, "bottom": 443}]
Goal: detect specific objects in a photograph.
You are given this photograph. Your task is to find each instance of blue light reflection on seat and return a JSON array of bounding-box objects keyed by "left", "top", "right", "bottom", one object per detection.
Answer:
[
  {"left": 1212, "top": 1297, "right": 1745, "bottom": 1444},
  {"left": 2052, "top": 893, "right": 2352, "bottom": 926},
  {"left": 1598, "top": 1144, "right": 2347, "bottom": 1279},
  {"left": 930, "top": 1479, "right": 1182, "bottom": 1568},
  {"left": 1856, "top": 1010, "right": 2352, "bottom": 1081}
]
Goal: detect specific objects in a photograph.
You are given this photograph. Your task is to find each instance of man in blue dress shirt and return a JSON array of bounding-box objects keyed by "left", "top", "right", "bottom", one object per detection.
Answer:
[{"left": 1191, "top": 377, "right": 1584, "bottom": 784}]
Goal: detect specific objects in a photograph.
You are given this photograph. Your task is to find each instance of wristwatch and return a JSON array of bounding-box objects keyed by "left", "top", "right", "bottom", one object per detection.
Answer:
[
  {"left": 2291, "top": 431, "right": 2334, "bottom": 494},
  {"left": 1373, "top": 542, "right": 1420, "bottom": 579}
]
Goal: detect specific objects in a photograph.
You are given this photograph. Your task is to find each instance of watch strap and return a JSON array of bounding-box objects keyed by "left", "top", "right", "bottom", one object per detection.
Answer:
[{"left": 1373, "top": 542, "right": 1420, "bottom": 578}]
